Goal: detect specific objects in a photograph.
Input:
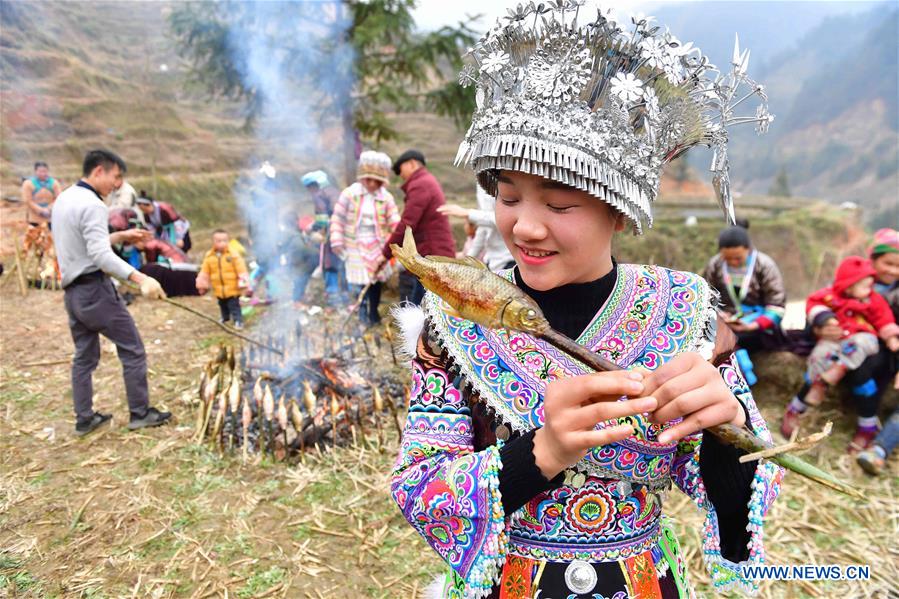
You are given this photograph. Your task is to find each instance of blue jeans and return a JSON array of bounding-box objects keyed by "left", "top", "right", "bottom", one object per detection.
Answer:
[
  {"left": 323, "top": 256, "right": 346, "bottom": 304},
  {"left": 874, "top": 408, "right": 899, "bottom": 457}
]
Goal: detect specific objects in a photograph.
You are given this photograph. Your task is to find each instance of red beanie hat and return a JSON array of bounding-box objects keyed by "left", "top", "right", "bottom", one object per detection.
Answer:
[{"left": 832, "top": 256, "right": 877, "bottom": 296}]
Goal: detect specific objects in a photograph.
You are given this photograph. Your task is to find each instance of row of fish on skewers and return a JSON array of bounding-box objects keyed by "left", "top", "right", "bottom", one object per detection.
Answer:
[{"left": 194, "top": 345, "right": 406, "bottom": 459}]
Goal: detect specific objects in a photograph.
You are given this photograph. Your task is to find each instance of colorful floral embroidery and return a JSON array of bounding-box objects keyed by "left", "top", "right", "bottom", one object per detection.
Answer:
[
  {"left": 391, "top": 351, "right": 508, "bottom": 598},
  {"left": 564, "top": 486, "right": 616, "bottom": 534},
  {"left": 393, "top": 265, "right": 782, "bottom": 598},
  {"left": 622, "top": 550, "right": 663, "bottom": 598},
  {"left": 424, "top": 264, "right": 714, "bottom": 486}
]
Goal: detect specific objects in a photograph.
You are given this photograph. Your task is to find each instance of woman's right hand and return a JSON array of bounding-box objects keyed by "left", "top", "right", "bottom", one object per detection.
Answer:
[
  {"left": 437, "top": 203, "right": 471, "bottom": 220},
  {"left": 532, "top": 371, "right": 656, "bottom": 480}
]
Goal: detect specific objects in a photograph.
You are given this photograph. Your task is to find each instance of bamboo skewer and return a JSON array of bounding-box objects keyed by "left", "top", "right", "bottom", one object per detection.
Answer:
[
  {"left": 14, "top": 238, "right": 28, "bottom": 296},
  {"left": 388, "top": 227, "right": 865, "bottom": 500},
  {"left": 540, "top": 326, "right": 863, "bottom": 499},
  {"left": 739, "top": 422, "right": 833, "bottom": 463},
  {"left": 338, "top": 283, "right": 372, "bottom": 338}
]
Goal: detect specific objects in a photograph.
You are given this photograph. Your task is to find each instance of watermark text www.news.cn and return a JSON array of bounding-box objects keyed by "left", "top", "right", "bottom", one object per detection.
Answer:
[{"left": 742, "top": 565, "right": 870, "bottom": 581}]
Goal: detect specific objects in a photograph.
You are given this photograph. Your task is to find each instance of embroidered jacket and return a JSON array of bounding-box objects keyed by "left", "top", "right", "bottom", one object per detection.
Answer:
[
  {"left": 703, "top": 251, "right": 786, "bottom": 330},
  {"left": 329, "top": 181, "right": 400, "bottom": 285},
  {"left": 390, "top": 264, "right": 783, "bottom": 598}
]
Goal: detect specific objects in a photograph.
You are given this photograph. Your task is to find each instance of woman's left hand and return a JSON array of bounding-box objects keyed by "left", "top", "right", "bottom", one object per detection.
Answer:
[{"left": 639, "top": 352, "right": 745, "bottom": 444}]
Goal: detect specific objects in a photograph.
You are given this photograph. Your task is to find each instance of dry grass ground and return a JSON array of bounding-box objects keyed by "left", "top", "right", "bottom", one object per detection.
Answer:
[{"left": 1, "top": 279, "right": 897, "bottom": 599}]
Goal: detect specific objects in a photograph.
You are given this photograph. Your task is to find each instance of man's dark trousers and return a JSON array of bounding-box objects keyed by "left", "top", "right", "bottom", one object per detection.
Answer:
[{"left": 63, "top": 272, "right": 149, "bottom": 421}]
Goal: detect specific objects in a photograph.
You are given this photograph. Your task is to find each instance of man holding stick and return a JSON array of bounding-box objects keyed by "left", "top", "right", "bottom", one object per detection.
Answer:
[{"left": 52, "top": 149, "right": 172, "bottom": 436}]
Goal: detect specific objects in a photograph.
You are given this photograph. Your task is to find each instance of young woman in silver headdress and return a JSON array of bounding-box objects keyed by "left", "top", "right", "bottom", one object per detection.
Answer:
[{"left": 390, "top": 3, "right": 782, "bottom": 597}]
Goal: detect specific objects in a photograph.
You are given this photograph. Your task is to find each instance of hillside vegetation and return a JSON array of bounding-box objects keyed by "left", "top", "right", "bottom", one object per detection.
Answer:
[
  {"left": 659, "top": 3, "right": 898, "bottom": 225},
  {"left": 0, "top": 1, "right": 250, "bottom": 184},
  {"left": 0, "top": 1, "right": 878, "bottom": 288}
]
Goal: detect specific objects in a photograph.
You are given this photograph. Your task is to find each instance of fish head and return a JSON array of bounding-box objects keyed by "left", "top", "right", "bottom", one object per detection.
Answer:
[{"left": 501, "top": 297, "right": 548, "bottom": 335}]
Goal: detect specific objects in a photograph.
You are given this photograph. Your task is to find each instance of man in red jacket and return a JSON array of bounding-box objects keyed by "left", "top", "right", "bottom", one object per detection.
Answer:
[{"left": 381, "top": 150, "right": 456, "bottom": 304}]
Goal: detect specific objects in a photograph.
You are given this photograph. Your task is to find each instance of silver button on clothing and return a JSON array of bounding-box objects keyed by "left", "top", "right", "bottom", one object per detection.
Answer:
[{"left": 564, "top": 559, "right": 597, "bottom": 594}]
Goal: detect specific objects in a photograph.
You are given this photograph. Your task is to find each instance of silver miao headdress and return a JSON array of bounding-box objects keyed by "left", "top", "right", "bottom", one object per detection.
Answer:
[{"left": 455, "top": 0, "right": 774, "bottom": 232}]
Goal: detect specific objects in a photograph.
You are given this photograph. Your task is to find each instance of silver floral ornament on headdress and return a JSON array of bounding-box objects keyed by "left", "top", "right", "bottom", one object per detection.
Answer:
[{"left": 455, "top": 0, "right": 773, "bottom": 232}]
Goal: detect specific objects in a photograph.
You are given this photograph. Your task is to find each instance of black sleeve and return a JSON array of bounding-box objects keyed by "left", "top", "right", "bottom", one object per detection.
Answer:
[
  {"left": 498, "top": 429, "right": 563, "bottom": 514},
  {"left": 699, "top": 424, "right": 758, "bottom": 563}
]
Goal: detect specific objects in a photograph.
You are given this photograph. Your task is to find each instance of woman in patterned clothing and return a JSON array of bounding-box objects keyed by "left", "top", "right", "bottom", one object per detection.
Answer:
[
  {"left": 329, "top": 151, "right": 400, "bottom": 324},
  {"left": 389, "top": 4, "right": 783, "bottom": 598}
]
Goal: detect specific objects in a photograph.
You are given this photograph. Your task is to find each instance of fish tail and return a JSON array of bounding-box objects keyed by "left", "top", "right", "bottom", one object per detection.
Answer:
[{"left": 390, "top": 227, "right": 420, "bottom": 270}]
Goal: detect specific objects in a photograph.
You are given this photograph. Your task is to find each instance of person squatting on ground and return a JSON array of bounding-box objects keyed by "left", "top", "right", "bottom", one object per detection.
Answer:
[
  {"left": 281, "top": 211, "right": 320, "bottom": 305},
  {"left": 781, "top": 256, "right": 899, "bottom": 451},
  {"left": 389, "top": 5, "right": 783, "bottom": 597},
  {"left": 329, "top": 151, "right": 400, "bottom": 325},
  {"left": 301, "top": 170, "right": 345, "bottom": 305},
  {"left": 196, "top": 229, "right": 248, "bottom": 329},
  {"left": 381, "top": 149, "right": 455, "bottom": 305},
  {"left": 703, "top": 225, "right": 786, "bottom": 385},
  {"left": 51, "top": 149, "right": 172, "bottom": 436},
  {"left": 439, "top": 183, "right": 515, "bottom": 271},
  {"left": 108, "top": 207, "right": 199, "bottom": 299}
]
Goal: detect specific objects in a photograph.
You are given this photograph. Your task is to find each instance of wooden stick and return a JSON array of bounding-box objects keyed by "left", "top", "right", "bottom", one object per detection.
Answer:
[
  {"left": 739, "top": 422, "right": 833, "bottom": 463},
  {"left": 338, "top": 283, "right": 371, "bottom": 338},
  {"left": 161, "top": 296, "right": 282, "bottom": 354},
  {"left": 2, "top": 261, "right": 18, "bottom": 288},
  {"left": 14, "top": 237, "right": 28, "bottom": 296},
  {"left": 125, "top": 284, "right": 283, "bottom": 355}
]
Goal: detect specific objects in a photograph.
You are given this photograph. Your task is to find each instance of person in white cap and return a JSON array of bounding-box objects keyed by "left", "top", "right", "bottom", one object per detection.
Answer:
[{"left": 328, "top": 151, "right": 400, "bottom": 324}]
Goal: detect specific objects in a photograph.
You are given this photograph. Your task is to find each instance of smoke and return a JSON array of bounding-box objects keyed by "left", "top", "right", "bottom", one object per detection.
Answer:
[{"left": 224, "top": 1, "right": 354, "bottom": 320}]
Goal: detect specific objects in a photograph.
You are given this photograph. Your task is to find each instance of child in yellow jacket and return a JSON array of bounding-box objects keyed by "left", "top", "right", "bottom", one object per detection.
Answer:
[{"left": 196, "top": 229, "right": 248, "bottom": 329}]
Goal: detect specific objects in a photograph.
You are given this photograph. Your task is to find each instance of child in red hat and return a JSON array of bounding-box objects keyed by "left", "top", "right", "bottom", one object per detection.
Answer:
[{"left": 782, "top": 256, "right": 899, "bottom": 451}]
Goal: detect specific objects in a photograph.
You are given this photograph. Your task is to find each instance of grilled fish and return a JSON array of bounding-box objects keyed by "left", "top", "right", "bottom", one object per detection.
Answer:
[{"left": 390, "top": 227, "right": 547, "bottom": 335}]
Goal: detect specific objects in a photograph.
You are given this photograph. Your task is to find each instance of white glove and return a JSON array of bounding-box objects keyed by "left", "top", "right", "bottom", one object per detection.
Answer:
[{"left": 139, "top": 276, "right": 166, "bottom": 299}]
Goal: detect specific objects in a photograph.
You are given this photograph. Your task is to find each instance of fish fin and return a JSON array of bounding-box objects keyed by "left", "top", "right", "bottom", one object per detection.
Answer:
[
  {"left": 423, "top": 255, "right": 488, "bottom": 270},
  {"left": 424, "top": 255, "right": 459, "bottom": 264},
  {"left": 461, "top": 256, "right": 489, "bottom": 270}
]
